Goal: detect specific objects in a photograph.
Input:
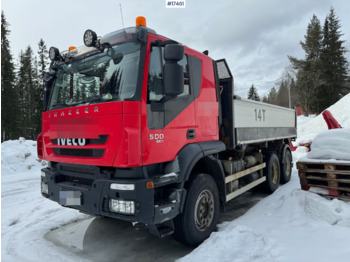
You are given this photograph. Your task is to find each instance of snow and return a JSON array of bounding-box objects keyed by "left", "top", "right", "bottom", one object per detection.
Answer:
[
  {"left": 1, "top": 138, "right": 47, "bottom": 174},
  {"left": 1, "top": 138, "right": 90, "bottom": 261},
  {"left": 180, "top": 181, "right": 350, "bottom": 262},
  {"left": 2, "top": 94, "right": 350, "bottom": 261},
  {"left": 179, "top": 224, "right": 279, "bottom": 262},
  {"left": 162, "top": 172, "right": 178, "bottom": 178},
  {"left": 296, "top": 93, "right": 350, "bottom": 143},
  {"left": 301, "top": 129, "right": 350, "bottom": 162}
]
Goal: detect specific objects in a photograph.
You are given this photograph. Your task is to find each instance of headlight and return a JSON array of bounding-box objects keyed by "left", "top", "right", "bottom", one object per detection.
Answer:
[
  {"left": 109, "top": 199, "right": 135, "bottom": 214},
  {"left": 49, "top": 47, "right": 60, "bottom": 61},
  {"left": 83, "top": 29, "right": 98, "bottom": 47},
  {"left": 41, "top": 182, "right": 48, "bottom": 195}
]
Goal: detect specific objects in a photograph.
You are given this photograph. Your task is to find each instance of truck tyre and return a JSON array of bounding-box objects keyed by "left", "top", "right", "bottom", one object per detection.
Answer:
[
  {"left": 174, "top": 173, "right": 219, "bottom": 247},
  {"left": 280, "top": 147, "right": 292, "bottom": 184},
  {"left": 263, "top": 153, "right": 280, "bottom": 193}
]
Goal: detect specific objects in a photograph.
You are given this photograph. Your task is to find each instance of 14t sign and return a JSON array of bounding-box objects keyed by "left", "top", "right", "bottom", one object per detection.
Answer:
[{"left": 254, "top": 109, "right": 266, "bottom": 122}]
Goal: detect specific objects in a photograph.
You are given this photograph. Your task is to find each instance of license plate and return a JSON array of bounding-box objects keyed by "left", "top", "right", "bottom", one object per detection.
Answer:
[{"left": 59, "top": 191, "right": 81, "bottom": 206}]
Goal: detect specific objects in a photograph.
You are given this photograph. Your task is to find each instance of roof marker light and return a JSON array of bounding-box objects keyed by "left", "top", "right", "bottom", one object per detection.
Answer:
[{"left": 136, "top": 16, "right": 146, "bottom": 27}]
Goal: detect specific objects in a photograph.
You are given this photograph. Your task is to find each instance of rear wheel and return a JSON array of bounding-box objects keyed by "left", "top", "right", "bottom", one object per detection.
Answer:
[
  {"left": 174, "top": 173, "right": 219, "bottom": 246},
  {"left": 263, "top": 153, "right": 280, "bottom": 193},
  {"left": 280, "top": 147, "right": 292, "bottom": 184}
]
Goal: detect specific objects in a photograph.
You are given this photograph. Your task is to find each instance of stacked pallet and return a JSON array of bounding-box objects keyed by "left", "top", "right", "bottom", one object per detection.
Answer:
[{"left": 297, "top": 161, "right": 350, "bottom": 200}]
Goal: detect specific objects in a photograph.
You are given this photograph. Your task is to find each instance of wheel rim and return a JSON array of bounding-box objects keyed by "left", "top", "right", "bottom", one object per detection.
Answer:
[
  {"left": 272, "top": 161, "right": 279, "bottom": 184},
  {"left": 194, "top": 189, "right": 215, "bottom": 231},
  {"left": 285, "top": 152, "right": 292, "bottom": 177}
]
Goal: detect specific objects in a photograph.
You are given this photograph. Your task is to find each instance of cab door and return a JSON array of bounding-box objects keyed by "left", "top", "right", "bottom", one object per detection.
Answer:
[{"left": 142, "top": 36, "right": 197, "bottom": 165}]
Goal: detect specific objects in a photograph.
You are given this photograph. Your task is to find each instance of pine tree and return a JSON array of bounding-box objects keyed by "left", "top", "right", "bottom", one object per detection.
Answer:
[
  {"left": 263, "top": 87, "right": 279, "bottom": 105},
  {"left": 277, "top": 80, "right": 289, "bottom": 108},
  {"left": 289, "top": 77, "right": 298, "bottom": 108},
  {"left": 17, "top": 46, "right": 39, "bottom": 139},
  {"left": 35, "top": 39, "right": 49, "bottom": 133},
  {"left": 319, "top": 8, "right": 349, "bottom": 111},
  {"left": 1, "top": 11, "right": 20, "bottom": 141},
  {"left": 289, "top": 9, "right": 349, "bottom": 114},
  {"left": 289, "top": 15, "right": 323, "bottom": 114},
  {"left": 275, "top": 68, "right": 299, "bottom": 109},
  {"left": 247, "top": 84, "right": 260, "bottom": 101},
  {"left": 262, "top": 95, "right": 268, "bottom": 103},
  {"left": 37, "top": 39, "right": 48, "bottom": 78},
  {"left": 267, "top": 87, "right": 278, "bottom": 105}
]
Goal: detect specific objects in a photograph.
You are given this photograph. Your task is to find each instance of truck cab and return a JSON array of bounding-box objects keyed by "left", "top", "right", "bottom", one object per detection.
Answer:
[{"left": 39, "top": 17, "right": 296, "bottom": 246}]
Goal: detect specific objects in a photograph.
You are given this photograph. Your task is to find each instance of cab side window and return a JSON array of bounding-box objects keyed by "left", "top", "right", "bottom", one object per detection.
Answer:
[
  {"left": 148, "top": 46, "right": 190, "bottom": 102},
  {"left": 178, "top": 55, "right": 190, "bottom": 97},
  {"left": 148, "top": 47, "right": 164, "bottom": 102}
]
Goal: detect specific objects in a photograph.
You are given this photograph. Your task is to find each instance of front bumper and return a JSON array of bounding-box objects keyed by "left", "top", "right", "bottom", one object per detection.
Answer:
[{"left": 41, "top": 163, "right": 184, "bottom": 226}]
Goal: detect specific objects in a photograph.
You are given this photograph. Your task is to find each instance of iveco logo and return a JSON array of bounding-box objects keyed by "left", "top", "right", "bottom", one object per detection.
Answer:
[
  {"left": 57, "top": 138, "right": 86, "bottom": 146},
  {"left": 49, "top": 106, "right": 99, "bottom": 118}
]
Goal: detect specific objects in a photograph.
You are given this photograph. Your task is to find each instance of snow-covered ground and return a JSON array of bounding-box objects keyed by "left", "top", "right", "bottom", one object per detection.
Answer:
[
  {"left": 1, "top": 139, "right": 90, "bottom": 261},
  {"left": 2, "top": 94, "right": 350, "bottom": 261}
]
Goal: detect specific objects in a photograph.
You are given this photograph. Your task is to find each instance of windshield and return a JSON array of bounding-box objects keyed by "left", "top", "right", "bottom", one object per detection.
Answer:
[{"left": 48, "top": 42, "right": 141, "bottom": 110}]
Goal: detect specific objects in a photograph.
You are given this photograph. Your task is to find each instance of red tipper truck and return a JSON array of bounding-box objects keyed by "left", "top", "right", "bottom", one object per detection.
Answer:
[{"left": 39, "top": 17, "right": 296, "bottom": 246}]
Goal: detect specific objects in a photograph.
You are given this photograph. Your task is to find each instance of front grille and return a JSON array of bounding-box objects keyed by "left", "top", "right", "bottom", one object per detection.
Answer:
[
  {"left": 53, "top": 148, "right": 104, "bottom": 157},
  {"left": 60, "top": 165, "right": 96, "bottom": 175},
  {"left": 56, "top": 174, "right": 94, "bottom": 189}
]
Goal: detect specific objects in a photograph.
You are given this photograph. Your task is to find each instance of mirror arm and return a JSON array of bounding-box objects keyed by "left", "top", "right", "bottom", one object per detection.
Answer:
[{"left": 151, "top": 39, "right": 179, "bottom": 47}]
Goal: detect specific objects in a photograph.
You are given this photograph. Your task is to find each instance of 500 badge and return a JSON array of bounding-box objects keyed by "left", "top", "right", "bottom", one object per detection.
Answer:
[{"left": 149, "top": 133, "right": 164, "bottom": 143}]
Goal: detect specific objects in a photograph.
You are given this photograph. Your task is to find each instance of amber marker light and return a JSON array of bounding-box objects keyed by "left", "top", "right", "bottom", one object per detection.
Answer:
[
  {"left": 146, "top": 181, "right": 154, "bottom": 189},
  {"left": 136, "top": 16, "right": 146, "bottom": 27},
  {"left": 69, "top": 46, "right": 76, "bottom": 51}
]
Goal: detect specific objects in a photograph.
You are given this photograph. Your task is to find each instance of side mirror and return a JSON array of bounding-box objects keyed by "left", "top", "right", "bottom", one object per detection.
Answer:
[
  {"left": 113, "top": 53, "right": 123, "bottom": 65},
  {"left": 164, "top": 44, "right": 184, "bottom": 61},
  {"left": 163, "top": 44, "right": 184, "bottom": 97}
]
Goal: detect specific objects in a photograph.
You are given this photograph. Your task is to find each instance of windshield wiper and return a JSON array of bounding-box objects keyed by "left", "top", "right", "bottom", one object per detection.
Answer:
[
  {"left": 86, "top": 97, "right": 104, "bottom": 104},
  {"left": 50, "top": 94, "right": 113, "bottom": 109},
  {"left": 86, "top": 94, "right": 113, "bottom": 104},
  {"left": 50, "top": 101, "right": 87, "bottom": 109},
  {"left": 50, "top": 102, "right": 70, "bottom": 109}
]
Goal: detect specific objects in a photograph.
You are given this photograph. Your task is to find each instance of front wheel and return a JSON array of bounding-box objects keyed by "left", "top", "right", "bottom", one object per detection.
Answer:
[{"left": 174, "top": 173, "right": 219, "bottom": 246}]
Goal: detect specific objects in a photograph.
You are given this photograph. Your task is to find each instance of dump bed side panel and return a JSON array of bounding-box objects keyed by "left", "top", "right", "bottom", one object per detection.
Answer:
[{"left": 233, "top": 98, "right": 296, "bottom": 145}]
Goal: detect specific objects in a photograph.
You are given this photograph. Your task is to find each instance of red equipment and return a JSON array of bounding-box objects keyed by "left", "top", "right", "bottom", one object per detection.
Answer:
[{"left": 322, "top": 110, "right": 342, "bottom": 129}]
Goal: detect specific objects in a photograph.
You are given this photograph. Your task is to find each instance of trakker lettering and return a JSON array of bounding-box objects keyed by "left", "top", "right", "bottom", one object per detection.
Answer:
[
  {"left": 57, "top": 138, "right": 86, "bottom": 146},
  {"left": 48, "top": 106, "right": 99, "bottom": 118}
]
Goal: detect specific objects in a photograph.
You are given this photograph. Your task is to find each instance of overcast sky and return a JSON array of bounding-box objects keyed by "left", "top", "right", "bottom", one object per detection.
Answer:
[{"left": 2, "top": 0, "right": 350, "bottom": 97}]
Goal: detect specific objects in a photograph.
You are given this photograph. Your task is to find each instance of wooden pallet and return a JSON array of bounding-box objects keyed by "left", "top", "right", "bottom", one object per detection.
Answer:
[{"left": 297, "top": 161, "right": 350, "bottom": 200}]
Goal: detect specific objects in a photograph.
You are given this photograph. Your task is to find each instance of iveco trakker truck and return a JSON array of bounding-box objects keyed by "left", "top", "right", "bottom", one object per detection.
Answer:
[{"left": 39, "top": 17, "right": 296, "bottom": 246}]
